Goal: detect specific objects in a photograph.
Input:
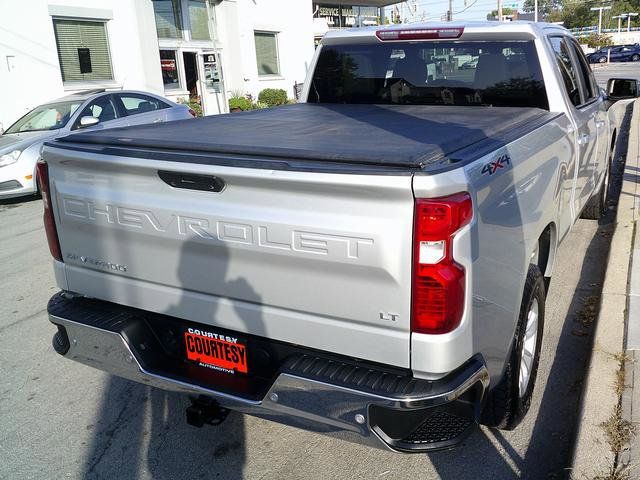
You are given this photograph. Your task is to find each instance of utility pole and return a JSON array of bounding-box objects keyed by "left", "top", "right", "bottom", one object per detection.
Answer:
[
  {"left": 447, "top": 0, "right": 453, "bottom": 21},
  {"left": 591, "top": 6, "right": 612, "bottom": 34},
  {"left": 498, "top": 0, "right": 502, "bottom": 21},
  {"left": 534, "top": 0, "right": 538, "bottom": 22}
]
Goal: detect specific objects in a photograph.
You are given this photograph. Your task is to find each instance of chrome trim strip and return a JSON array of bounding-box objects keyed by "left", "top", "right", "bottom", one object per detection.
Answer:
[{"left": 50, "top": 314, "right": 489, "bottom": 451}]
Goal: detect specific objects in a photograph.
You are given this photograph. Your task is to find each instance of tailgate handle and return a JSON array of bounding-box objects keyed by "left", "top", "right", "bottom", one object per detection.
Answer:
[{"left": 158, "top": 171, "right": 225, "bottom": 193}]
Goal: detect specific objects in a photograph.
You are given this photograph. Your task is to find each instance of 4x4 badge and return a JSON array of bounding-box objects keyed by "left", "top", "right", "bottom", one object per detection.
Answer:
[{"left": 482, "top": 154, "right": 511, "bottom": 176}]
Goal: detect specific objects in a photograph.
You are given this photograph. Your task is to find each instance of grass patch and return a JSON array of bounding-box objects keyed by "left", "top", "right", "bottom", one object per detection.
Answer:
[{"left": 601, "top": 404, "right": 635, "bottom": 454}]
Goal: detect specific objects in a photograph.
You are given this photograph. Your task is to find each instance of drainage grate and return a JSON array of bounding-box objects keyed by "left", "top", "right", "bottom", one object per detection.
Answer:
[{"left": 402, "top": 412, "right": 472, "bottom": 445}]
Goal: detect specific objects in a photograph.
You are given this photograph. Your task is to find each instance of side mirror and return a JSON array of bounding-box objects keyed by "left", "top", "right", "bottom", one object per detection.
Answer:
[
  {"left": 79, "top": 116, "right": 100, "bottom": 128},
  {"left": 606, "top": 78, "right": 640, "bottom": 100}
]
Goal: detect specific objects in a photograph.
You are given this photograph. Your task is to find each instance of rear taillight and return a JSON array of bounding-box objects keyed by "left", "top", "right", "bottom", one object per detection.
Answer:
[
  {"left": 36, "top": 160, "right": 62, "bottom": 262},
  {"left": 412, "top": 193, "right": 472, "bottom": 334}
]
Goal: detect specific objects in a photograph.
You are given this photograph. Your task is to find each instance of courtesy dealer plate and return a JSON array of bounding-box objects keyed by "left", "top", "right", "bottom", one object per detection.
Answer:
[{"left": 184, "top": 329, "right": 249, "bottom": 374}]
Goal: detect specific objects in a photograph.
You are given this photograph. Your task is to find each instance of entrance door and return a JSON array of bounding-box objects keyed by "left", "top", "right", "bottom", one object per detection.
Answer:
[
  {"left": 182, "top": 52, "right": 202, "bottom": 113},
  {"left": 199, "top": 52, "right": 228, "bottom": 115}
]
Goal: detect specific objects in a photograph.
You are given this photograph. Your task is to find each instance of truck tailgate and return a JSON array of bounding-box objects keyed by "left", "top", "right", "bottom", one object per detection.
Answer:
[{"left": 45, "top": 146, "right": 414, "bottom": 367}]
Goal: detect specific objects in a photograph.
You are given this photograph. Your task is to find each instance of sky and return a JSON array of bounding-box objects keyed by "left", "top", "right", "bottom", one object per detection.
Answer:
[{"left": 386, "top": 0, "right": 522, "bottom": 22}]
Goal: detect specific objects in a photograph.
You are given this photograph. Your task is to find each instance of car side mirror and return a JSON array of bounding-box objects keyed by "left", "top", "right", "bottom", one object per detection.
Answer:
[
  {"left": 606, "top": 78, "right": 640, "bottom": 100},
  {"left": 78, "top": 116, "right": 100, "bottom": 128}
]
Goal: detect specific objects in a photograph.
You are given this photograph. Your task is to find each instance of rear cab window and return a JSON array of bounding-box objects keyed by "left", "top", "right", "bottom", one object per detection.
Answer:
[{"left": 308, "top": 40, "right": 549, "bottom": 109}]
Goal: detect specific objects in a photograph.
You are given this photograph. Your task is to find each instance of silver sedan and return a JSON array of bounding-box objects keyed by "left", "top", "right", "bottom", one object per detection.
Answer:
[{"left": 0, "top": 89, "right": 195, "bottom": 199}]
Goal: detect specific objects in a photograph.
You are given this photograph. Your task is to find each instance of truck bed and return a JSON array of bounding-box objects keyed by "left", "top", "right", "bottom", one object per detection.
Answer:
[{"left": 54, "top": 103, "right": 559, "bottom": 171}]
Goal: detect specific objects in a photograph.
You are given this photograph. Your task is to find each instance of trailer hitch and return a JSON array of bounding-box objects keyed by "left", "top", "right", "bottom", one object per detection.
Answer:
[{"left": 186, "top": 395, "right": 230, "bottom": 428}]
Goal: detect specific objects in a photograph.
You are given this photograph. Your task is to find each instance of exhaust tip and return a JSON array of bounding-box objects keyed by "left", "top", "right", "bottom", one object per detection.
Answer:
[{"left": 52, "top": 325, "right": 70, "bottom": 355}]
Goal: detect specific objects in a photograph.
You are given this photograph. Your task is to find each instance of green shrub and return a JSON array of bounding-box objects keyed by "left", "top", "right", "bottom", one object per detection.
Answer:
[
  {"left": 258, "top": 88, "right": 288, "bottom": 107},
  {"left": 228, "top": 96, "right": 253, "bottom": 111},
  {"left": 177, "top": 98, "right": 203, "bottom": 117}
]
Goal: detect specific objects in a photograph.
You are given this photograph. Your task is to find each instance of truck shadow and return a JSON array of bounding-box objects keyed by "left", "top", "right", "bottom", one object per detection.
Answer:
[{"left": 81, "top": 237, "right": 264, "bottom": 479}]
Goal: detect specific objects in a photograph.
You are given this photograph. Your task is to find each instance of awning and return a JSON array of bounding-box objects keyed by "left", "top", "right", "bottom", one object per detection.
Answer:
[{"left": 317, "top": 0, "right": 400, "bottom": 7}]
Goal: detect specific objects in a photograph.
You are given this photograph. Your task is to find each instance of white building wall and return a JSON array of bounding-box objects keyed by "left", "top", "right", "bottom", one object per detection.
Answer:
[
  {"left": 0, "top": 0, "right": 315, "bottom": 127},
  {"left": 216, "top": 0, "right": 315, "bottom": 100},
  {"left": 0, "top": 0, "right": 164, "bottom": 128}
]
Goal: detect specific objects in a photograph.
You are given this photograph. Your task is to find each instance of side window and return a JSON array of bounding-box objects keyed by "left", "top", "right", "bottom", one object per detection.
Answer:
[
  {"left": 116, "top": 94, "right": 168, "bottom": 116},
  {"left": 549, "top": 36, "right": 581, "bottom": 107},
  {"left": 569, "top": 39, "right": 598, "bottom": 102},
  {"left": 73, "top": 95, "right": 118, "bottom": 129}
]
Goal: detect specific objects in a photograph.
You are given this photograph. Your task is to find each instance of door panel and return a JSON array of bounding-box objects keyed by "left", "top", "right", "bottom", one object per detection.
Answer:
[{"left": 199, "top": 52, "right": 228, "bottom": 115}]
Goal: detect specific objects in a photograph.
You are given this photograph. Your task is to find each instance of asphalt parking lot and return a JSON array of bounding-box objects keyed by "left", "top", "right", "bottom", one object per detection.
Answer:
[{"left": 0, "top": 66, "right": 637, "bottom": 480}]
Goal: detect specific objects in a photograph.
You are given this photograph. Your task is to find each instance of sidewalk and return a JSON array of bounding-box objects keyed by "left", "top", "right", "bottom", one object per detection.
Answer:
[{"left": 572, "top": 99, "right": 640, "bottom": 479}]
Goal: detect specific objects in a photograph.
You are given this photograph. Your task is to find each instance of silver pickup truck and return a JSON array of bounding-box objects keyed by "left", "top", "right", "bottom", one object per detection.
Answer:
[{"left": 40, "top": 22, "right": 638, "bottom": 452}]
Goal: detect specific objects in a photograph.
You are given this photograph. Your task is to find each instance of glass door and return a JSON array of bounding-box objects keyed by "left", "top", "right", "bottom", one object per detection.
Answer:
[{"left": 199, "top": 51, "right": 227, "bottom": 115}]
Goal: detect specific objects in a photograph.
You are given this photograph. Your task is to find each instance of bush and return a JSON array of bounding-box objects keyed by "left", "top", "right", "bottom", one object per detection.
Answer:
[
  {"left": 584, "top": 33, "right": 613, "bottom": 49},
  {"left": 228, "top": 96, "right": 253, "bottom": 111},
  {"left": 177, "top": 98, "right": 202, "bottom": 117},
  {"left": 258, "top": 88, "right": 288, "bottom": 107}
]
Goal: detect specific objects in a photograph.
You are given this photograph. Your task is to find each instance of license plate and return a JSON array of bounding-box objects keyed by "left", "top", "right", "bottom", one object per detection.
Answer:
[{"left": 184, "top": 330, "right": 248, "bottom": 374}]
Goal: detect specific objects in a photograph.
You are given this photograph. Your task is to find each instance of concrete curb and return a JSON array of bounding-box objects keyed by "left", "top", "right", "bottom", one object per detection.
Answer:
[
  {"left": 571, "top": 99, "right": 639, "bottom": 479},
  {"left": 621, "top": 100, "right": 640, "bottom": 477}
]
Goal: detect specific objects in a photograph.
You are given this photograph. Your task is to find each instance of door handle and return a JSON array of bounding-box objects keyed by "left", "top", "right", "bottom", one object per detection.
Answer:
[
  {"left": 158, "top": 171, "right": 225, "bottom": 192},
  {"left": 578, "top": 134, "right": 591, "bottom": 145}
]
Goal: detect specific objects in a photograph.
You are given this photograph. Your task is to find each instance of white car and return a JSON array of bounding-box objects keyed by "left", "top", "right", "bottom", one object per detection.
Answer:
[{"left": 0, "top": 89, "right": 195, "bottom": 199}]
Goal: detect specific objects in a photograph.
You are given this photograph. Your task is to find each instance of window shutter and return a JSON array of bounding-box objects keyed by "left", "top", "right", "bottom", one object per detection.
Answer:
[
  {"left": 53, "top": 19, "right": 113, "bottom": 82},
  {"left": 254, "top": 32, "right": 279, "bottom": 76}
]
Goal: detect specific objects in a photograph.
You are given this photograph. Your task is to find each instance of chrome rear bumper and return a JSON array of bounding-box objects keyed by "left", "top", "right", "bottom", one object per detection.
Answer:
[{"left": 48, "top": 292, "right": 489, "bottom": 452}]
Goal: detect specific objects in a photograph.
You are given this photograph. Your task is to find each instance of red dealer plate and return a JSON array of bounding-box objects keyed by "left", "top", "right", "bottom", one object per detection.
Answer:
[{"left": 184, "top": 330, "right": 249, "bottom": 374}]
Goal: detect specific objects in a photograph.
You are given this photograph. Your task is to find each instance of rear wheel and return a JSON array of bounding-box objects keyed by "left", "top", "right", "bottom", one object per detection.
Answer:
[
  {"left": 598, "top": 56, "right": 607, "bottom": 63},
  {"left": 633, "top": 54, "right": 640, "bottom": 61},
  {"left": 481, "top": 264, "right": 545, "bottom": 430}
]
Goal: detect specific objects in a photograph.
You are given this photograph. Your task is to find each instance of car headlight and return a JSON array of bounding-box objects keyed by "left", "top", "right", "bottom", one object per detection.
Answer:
[{"left": 0, "top": 149, "right": 22, "bottom": 167}]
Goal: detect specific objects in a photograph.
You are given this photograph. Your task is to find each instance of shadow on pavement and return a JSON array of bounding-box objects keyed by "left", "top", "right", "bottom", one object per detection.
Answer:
[
  {"left": 0, "top": 193, "right": 40, "bottom": 209},
  {"left": 82, "top": 237, "right": 264, "bottom": 479}
]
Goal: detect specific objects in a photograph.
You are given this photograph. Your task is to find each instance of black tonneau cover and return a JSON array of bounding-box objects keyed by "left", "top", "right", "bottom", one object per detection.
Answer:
[{"left": 54, "top": 103, "right": 558, "bottom": 169}]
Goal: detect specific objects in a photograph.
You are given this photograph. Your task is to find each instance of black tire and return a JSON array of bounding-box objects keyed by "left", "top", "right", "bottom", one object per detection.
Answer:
[
  {"left": 581, "top": 152, "right": 611, "bottom": 220},
  {"left": 633, "top": 54, "right": 640, "bottom": 62},
  {"left": 480, "top": 264, "right": 545, "bottom": 430},
  {"left": 598, "top": 56, "right": 607, "bottom": 63}
]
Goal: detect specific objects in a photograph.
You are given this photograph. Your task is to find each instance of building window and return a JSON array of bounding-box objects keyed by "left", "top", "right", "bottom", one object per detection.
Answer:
[
  {"left": 189, "top": 0, "right": 211, "bottom": 40},
  {"left": 53, "top": 19, "right": 113, "bottom": 83},
  {"left": 254, "top": 31, "right": 280, "bottom": 76},
  {"left": 152, "top": 0, "right": 182, "bottom": 39},
  {"left": 160, "top": 50, "right": 180, "bottom": 90}
]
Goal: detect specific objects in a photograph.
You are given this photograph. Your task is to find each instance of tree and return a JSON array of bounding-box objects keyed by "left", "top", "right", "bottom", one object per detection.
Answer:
[
  {"left": 486, "top": 7, "right": 515, "bottom": 20},
  {"left": 522, "top": 0, "right": 563, "bottom": 16},
  {"left": 558, "top": 2, "right": 597, "bottom": 29},
  {"left": 609, "top": 1, "right": 640, "bottom": 30}
]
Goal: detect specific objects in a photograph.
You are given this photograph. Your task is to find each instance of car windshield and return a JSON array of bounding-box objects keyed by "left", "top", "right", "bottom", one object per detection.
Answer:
[
  {"left": 5, "top": 101, "right": 83, "bottom": 134},
  {"left": 309, "top": 40, "right": 548, "bottom": 109}
]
